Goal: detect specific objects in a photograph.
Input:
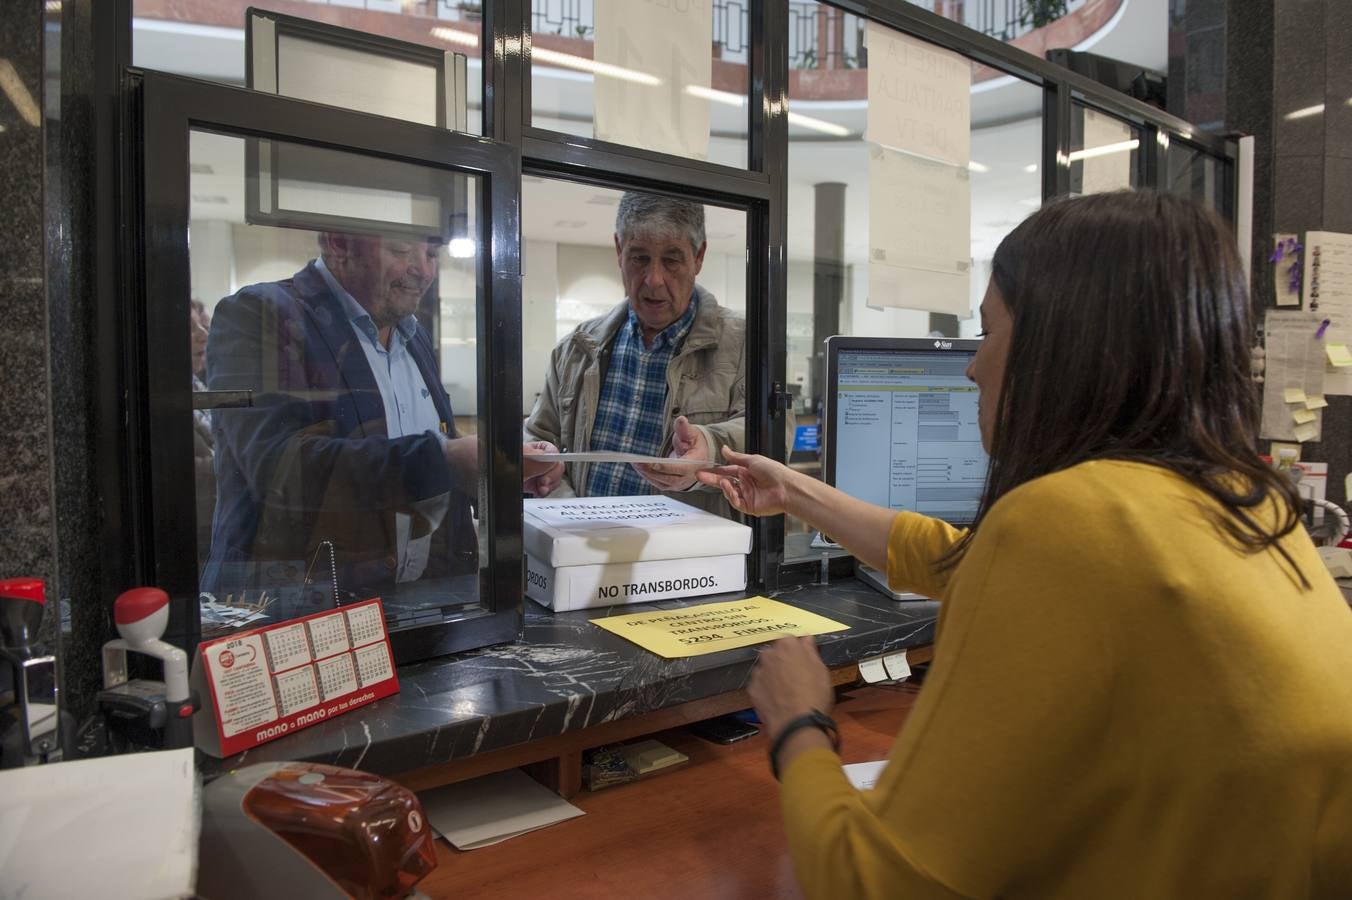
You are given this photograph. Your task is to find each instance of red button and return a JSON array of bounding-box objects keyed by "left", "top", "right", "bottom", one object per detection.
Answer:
[{"left": 177, "top": 704, "right": 194, "bottom": 718}]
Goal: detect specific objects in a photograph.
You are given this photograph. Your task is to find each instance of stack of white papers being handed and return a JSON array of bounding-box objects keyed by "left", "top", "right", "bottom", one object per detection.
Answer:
[
  {"left": 525, "top": 450, "right": 715, "bottom": 469},
  {"left": 417, "top": 768, "right": 584, "bottom": 850}
]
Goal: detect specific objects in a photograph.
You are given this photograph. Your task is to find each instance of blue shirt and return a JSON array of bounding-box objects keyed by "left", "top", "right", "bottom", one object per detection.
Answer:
[
  {"left": 586, "top": 294, "right": 699, "bottom": 497},
  {"left": 315, "top": 257, "right": 445, "bottom": 581}
]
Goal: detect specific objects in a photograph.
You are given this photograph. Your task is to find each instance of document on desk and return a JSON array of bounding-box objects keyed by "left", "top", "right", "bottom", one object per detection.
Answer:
[
  {"left": 418, "top": 768, "right": 584, "bottom": 850},
  {"left": 591, "top": 596, "right": 848, "bottom": 659},
  {"left": 525, "top": 451, "right": 715, "bottom": 469},
  {"left": 0, "top": 747, "right": 198, "bottom": 900}
]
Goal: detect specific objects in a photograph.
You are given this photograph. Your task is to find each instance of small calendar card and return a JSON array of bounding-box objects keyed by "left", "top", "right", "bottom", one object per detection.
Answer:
[
  {"left": 191, "top": 598, "right": 399, "bottom": 758},
  {"left": 307, "top": 612, "right": 351, "bottom": 660}
]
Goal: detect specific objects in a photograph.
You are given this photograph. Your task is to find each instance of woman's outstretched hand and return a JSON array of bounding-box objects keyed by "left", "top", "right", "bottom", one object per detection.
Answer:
[{"left": 695, "top": 447, "right": 796, "bottom": 517}]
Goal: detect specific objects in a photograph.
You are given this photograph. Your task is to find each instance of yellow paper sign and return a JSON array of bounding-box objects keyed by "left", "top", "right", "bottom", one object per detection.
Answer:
[
  {"left": 1292, "top": 408, "right": 1317, "bottom": 424},
  {"left": 1306, "top": 395, "right": 1329, "bottom": 409},
  {"left": 1294, "top": 422, "right": 1320, "bottom": 442},
  {"left": 1283, "top": 387, "right": 1308, "bottom": 403},
  {"left": 1326, "top": 343, "right": 1352, "bottom": 367},
  {"left": 590, "top": 596, "right": 849, "bottom": 659}
]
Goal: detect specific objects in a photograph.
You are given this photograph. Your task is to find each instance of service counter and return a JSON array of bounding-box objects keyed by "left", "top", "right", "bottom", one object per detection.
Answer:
[{"left": 199, "top": 580, "right": 938, "bottom": 797}]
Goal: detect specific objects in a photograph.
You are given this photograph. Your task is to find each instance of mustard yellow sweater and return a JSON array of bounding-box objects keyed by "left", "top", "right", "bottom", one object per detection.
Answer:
[{"left": 781, "top": 460, "right": 1352, "bottom": 899}]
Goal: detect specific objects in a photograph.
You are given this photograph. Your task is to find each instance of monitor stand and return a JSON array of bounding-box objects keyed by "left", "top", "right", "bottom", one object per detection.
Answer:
[{"left": 853, "top": 561, "right": 931, "bottom": 602}]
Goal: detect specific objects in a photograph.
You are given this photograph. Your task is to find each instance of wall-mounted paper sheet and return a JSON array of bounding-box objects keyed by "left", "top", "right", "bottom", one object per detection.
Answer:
[
  {"left": 593, "top": 0, "right": 712, "bottom": 159},
  {"left": 865, "top": 23, "right": 970, "bottom": 166},
  {"left": 1080, "top": 109, "right": 1133, "bottom": 195},
  {"left": 1303, "top": 231, "right": 1352, "bottom": 394},
  {"left": 867, "top": 145, "right": 971, "bottom": 316},
  {"left": 1260, "top": 310, "right": 1325, "bottom": 442}
]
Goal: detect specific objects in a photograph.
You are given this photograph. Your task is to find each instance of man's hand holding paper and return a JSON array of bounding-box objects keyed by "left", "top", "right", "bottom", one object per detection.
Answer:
[{"left": 634, "top": 415, "right": 709, "bottom": 492}]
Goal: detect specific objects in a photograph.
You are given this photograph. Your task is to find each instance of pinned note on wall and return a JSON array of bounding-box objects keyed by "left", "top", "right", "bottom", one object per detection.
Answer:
[
  {"left": 1293, "top": 408, "right": 1318, "bottom": 424},
  {"left": 1284, "top": 387, "right": 1308, "bottom": 403},
  {"left": 1326, "top": 343, "right": 1352, "bottom": 367},
  {"left": 1295, "top": 421, "right": 1320, "bottom": 442},
  {"left": 1306, "top": 395, "right": 1329, "bottom": 409}
]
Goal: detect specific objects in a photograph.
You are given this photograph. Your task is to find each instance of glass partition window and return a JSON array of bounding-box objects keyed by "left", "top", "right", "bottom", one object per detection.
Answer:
[
  {"left": 519, "top": 177, "right": 748, "bottom": 502},
  {"left": 530, "top": 0, "right": 751, "bottom": 167},
  {"left": 132, "top": 2, "right": 485, "bottom": 135},
  {"left": 782, "top": 1, "right": 1042, "bottom": 559},
  {"left": 1069, "top": 102, "right": 1142, "bottom": 195},
  {"left": 189, "top": 129, "right": 487, "bottom": 638},
  {"left": 1166, "top": 139, "right": 1227, "bottom": 214}
]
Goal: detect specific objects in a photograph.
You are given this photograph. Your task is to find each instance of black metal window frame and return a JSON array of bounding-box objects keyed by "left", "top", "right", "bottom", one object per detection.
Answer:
[
  {"left": 131, "top": 69, "right": 527, "bottom": 662},
  {"left": 105, "top": 0, "right": 1240, "bottom": 643}
]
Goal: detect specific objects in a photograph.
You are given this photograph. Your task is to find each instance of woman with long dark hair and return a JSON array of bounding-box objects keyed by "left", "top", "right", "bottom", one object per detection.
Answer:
[{"left": 699, "top": 191, "right": 1352, "bottom": 898}]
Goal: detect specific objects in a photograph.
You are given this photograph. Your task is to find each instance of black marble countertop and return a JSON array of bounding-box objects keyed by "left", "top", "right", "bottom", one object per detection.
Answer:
[{"left": 199, "top": 580, "right": 938, "bottom": 778}]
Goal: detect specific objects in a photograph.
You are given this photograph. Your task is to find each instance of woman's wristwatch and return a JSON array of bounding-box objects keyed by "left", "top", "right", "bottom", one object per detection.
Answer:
[{"left": 769, "top": 709, "right": 841, "bottom": 780}]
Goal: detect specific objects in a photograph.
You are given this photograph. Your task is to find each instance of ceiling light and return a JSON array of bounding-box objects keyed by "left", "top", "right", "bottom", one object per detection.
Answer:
[
  {"left": 0, "top": 60, "right": 41, "bottom": 127},
  {"left": 686, "top": 85, "right": 744, "bottom": 108},
  {"left": 1023, "top": 163, "right": 1038, "bottom": 174},
  {"left": 1068, "top": 138, "right": 1140, "bottom": 162},
  {"left": 786, "top": 110, "right": 850, "bottom": 137},
  {"left": 429, "top": 26, "right": 478, "bottom": 49},
  {"left": 967, "top": 160, "right": 990, "bottom": 173},
  {"left": 1284, "top": 103, "right": 1325, "bottom": 121},
  {"left": 448, "top": 237, "right": 476, "bottom": 258},
  {"left": 531, "top": 47, "right": 660, "bottom": 85}
]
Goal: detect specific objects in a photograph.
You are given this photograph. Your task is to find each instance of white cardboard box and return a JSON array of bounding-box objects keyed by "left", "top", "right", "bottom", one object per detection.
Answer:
[
  {"left": 523, "top": 496, "right": 752, "bottom": 567},
  {"left": 525, "top": 552, "right": 748, "bottom": 611}
]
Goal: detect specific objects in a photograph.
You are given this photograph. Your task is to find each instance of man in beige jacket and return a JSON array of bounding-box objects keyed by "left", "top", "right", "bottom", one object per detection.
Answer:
[{"left": 524, "top": 192, "right": 745, "bottom": 518}]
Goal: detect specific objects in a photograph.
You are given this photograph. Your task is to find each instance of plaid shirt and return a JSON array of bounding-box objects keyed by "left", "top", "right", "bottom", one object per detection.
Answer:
[{"left": 585, "top": 295, "right": 699, "bottom": 497}]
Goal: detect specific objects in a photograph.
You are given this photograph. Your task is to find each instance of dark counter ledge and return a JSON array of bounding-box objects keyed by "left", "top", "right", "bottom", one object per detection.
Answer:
[{"left": 199, "top": 581, "right": 938, "bottom": 778}]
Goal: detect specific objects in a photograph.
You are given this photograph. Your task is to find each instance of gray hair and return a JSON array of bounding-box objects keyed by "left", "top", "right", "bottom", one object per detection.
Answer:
[{"left": 614, "top": 192, "right": 706, "bottom": 252}]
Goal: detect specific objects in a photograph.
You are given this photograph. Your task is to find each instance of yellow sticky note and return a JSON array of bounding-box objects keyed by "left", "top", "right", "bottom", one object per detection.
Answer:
[
  {"left": 1294, "top": 422, "right": 1320, "bottom": 442},
  {"left": 1326, "top": 343, "right": 1352, "bottom": 367},
  {"left": 1284, "top": 387, "right": 1308, "bottom": 403},
  {"left": 1306, "top": 395, "right": 1329, "bottom": 409},
  {"left": 1292, "top": 408, "right": 1317, "bottom": 424},
  {"left": 590, "top": 596, "right": 848, "bottom": 659},
  {"left": 1269, "top": 441, "right": 1301, "bottom": 462}
]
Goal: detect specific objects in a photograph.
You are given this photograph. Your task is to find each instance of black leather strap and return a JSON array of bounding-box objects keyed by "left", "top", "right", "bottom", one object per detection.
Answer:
[{"left": 769, "top": 709, "right": 840, "bottom": 780}]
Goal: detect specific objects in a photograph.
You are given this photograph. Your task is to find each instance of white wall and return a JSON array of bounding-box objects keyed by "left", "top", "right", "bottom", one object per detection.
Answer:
[{"left": 522, "top": 239, "right": 560, "bottom": 415}]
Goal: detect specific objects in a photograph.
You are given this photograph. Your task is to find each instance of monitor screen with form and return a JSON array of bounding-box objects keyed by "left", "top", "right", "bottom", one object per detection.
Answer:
[{"left": 824, "top": 337, "right": 989, "bottom": 527}]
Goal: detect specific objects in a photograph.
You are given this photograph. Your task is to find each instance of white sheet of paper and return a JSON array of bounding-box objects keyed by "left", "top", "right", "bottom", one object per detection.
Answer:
[
  {"left": 867, "top": 145, "right": 971, "bottom": 316},
  {"left": 418, "top": 768, "right": 584, "bottom": 850},
  {"left": 843, "top": 760, "right": 888, "bottom": 791},
  {"left": 1304, "top": 231, "right": 1352, "bottom": 394},
  {"left": 865, "top": 23, "right": 970, "bottom": 166},
  {"left": 526, "top": 451, "right": 715, "bottom": 468},
  {"left": 1260, "top": 310, "right": 1325, "bottom": 441},
  {"left": 1273, "top": 233, "right": 1301, "bottom": 306},
  {"left": 0, "top": 748, "right": 198, "bottom": 900},
  {"left": 593, "top": 0, "right": 712, "bottom": 159},
  {"left": 1080, "top": 109, "right": 1133, "bottom": 195},
  {"left": 857, "top": 656, "right": 889, "bottom": 684},
  {"left": 882, "top": 651, "right": 911, "bottom": 681}
]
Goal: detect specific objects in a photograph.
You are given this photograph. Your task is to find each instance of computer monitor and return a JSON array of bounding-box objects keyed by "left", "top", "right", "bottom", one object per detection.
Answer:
[{"left": 822, "top": 336, "right": 990, "bottom": 598}]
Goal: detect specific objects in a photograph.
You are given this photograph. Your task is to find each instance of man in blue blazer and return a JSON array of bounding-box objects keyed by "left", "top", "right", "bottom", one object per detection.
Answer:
[{"left": 202, "top": 231, "right": 561, "bottom": 603}]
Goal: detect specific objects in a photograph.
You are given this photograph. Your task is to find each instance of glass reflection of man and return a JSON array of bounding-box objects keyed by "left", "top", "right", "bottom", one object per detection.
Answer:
[{"left": 203, "top": 230, "right": 562, "bottom": 604}]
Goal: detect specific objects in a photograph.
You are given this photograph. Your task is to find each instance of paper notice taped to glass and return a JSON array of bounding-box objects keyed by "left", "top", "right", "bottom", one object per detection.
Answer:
[{"left": 867, "top": 146, "right": 971, "bottom": 317}]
